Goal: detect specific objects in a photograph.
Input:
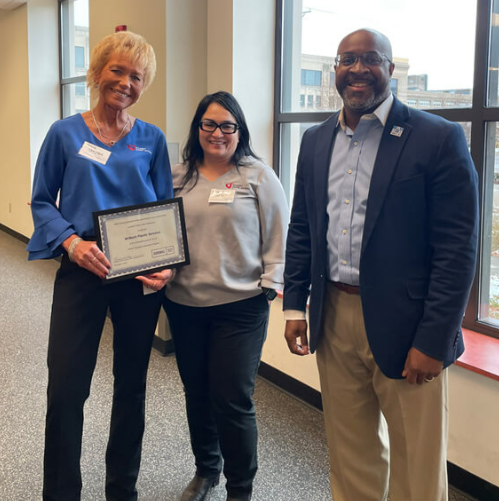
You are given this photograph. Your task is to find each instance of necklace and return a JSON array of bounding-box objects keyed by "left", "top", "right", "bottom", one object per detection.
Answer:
[{"left": 91, "top": 109, "right": 130, "bottom": 146}]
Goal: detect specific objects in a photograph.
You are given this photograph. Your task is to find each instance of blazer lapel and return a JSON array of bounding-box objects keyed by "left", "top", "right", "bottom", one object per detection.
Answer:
[{"left": 362, "top": 100, "right": 412, "bottom": 253}]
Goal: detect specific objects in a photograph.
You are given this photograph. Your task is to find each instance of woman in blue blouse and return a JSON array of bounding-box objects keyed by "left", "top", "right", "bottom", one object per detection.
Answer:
[{"left": 28, "top": 32, "right": 173, "bottom": 501}]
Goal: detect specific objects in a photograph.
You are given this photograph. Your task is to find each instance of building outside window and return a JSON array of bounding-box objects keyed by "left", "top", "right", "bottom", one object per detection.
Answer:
[
  {"left": 60, "top": 0, "right": 89, "bottom": 117},
  {"left": 301, "top": 68, "right": 322, "bottom": 86},
  {"left": 274, "top": 0, "right": 499, "bottom": 338}
]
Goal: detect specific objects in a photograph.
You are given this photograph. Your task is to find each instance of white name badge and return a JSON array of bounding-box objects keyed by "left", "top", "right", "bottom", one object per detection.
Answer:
[
  {"left": 208, "top": 188, "right": 235, "bottom": 204},
  {"left": 78, "top": 141, "right": 111, "bottom": 165}
]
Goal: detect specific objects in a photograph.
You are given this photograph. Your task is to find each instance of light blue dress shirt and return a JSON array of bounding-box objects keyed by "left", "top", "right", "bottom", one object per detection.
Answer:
[
  {"left": 284, "top": 95, "right": 394, "bottom": 321},
  {"left": 327, "top": 95, "right": 393, "bottom": 285}
]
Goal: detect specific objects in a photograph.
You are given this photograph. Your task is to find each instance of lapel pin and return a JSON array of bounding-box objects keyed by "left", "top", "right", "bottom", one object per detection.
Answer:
[{"left": 390, "top": 126, "right": 404, "bottom": 137}]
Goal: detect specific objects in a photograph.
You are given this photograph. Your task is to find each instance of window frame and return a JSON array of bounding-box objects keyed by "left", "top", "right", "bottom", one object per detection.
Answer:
[
  {"left": 273, "top": 0, "right": 499, "bottom": 339},
  {"left": 59, "top": 0, "right": 88, "bottom": 118}
]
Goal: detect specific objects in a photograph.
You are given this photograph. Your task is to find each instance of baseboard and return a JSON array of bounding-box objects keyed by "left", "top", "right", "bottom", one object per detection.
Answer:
[
  {"left": 448, "top": 463, "right": 499, "bottom": 501},
  {"left": 258, "top": 361, "right": 323, "bottom": 411},
  {"left": 0, "top": 223, "right": 29, "bottom": 244},
  {"left": 257, "top": 362, "right": 499, "bottom": 501},
  {"left": 152, "top": 335, "right": 175, "bottom": 357}
]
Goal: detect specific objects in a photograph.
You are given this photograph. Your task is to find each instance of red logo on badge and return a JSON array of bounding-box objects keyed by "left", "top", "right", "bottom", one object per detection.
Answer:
[
  {"left": 226, "top": 183, "right": 233, "bottom": 189},
  {"left": 128, "top": 144, "right": 136, "bottom": 151}
]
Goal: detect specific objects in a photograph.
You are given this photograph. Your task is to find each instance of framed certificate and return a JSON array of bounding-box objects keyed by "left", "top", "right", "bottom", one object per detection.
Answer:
[{"left": 93, "top": 198, "right": 189, "bottom": 283}]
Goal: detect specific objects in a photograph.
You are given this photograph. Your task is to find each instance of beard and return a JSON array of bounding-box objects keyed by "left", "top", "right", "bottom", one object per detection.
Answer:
[{"left": 339, "top": 86, "right": 389, "bottom": 114}]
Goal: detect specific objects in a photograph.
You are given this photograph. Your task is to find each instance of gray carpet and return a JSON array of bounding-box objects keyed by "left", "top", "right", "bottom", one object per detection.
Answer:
[{"left": 0, "top": 229, "right": 477, "bottom": 500}]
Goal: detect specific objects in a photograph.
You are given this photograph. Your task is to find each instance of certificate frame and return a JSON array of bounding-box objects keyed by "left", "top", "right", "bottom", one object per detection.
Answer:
[{"left": 93, "top": 198, "right": 189, "bottom": 283}]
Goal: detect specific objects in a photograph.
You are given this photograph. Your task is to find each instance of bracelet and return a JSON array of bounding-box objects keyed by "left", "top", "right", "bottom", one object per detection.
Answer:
[{"left": 67, "top": 237, "right": 82, "bottom": 262}]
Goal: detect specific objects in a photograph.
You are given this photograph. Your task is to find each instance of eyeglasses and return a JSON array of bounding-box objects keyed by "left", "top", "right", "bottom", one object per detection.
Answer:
[
  {"left": 334, "top": 52, "right": 392, "bottom": 67},
  {"left": 199, "top": 120, "right": 239, "bottom": 134}
]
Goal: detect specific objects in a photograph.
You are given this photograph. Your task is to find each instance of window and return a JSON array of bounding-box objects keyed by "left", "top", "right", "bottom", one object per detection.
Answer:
[
  {"left": 316, "top": 95, "right": 322, "bottom": 108},
  {"left": 60, "top": 0, "right": 89, "bottom": 118},
  {"left": 301, "top": 69, "right": 322, "bottom": 86},
  {"left": 390, "top": 78, "right": 398, "bottom": 97},
  {"left": 274, "top": 0, "right": 499, "bottom": 339},
  {"left": 75, "top": 82, "right": 85, "bottom": 96},
  {"left": 307, "top": 94, "right": 314, "bottom": 108},
  {"left": 75, "top": 46, "right": 84, "bottom": 68}
]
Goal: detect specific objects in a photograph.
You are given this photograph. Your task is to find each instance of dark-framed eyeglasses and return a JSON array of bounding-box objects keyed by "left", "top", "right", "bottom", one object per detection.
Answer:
[
  {"left": 199, "top": 120, "right": 239, "bottom": 134},
  {"left": 334, "top": 52, "right": 392, "bottom": 67}
]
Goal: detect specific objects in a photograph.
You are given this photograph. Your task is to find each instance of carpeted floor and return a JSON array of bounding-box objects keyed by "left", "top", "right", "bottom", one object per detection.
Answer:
[{"left": 0, "top": 229, "right": 478, "bottom": 500}]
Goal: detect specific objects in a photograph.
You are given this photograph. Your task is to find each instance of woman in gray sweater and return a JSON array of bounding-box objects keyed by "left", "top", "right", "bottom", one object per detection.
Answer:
[{"left": 164, "top": 91, "right": 288, "bottom": 501}]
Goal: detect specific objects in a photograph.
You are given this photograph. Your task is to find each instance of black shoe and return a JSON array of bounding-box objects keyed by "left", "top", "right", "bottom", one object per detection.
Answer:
[{"left": 180, "top": 474, "right": 220, "bottom": 501}]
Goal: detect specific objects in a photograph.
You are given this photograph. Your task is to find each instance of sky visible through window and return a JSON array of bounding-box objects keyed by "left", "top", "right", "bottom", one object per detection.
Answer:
[{"left": 301, "top": 0, "right": 476, "bottom": 91}]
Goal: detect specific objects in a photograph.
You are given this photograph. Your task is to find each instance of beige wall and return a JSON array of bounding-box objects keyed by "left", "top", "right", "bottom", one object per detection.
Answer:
[{"left": 0, "top": 5, "right": 32, "bottom": 236}]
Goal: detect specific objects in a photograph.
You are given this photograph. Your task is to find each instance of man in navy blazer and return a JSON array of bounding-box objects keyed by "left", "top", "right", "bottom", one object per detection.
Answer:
[{"left": 283, "top": 29, "right": 478, "bottom": 501}]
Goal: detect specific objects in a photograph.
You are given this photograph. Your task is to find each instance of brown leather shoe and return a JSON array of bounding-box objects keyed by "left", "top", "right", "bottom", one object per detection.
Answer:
[{"left": 180, "top": 474, "right": 220, "bottom": 501}]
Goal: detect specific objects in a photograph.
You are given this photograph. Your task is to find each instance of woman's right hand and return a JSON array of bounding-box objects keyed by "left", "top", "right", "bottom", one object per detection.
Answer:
[{"left": 63, "top": 236, "right": 111, "bottom": 279}]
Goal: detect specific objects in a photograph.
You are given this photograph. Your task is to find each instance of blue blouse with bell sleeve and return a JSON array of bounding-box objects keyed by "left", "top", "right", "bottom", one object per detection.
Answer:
[{"left": 27, "top": 114, "right": 173, "bottom": 260}]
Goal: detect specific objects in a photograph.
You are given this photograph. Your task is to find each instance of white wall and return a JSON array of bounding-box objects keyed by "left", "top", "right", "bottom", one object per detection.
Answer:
[
  {"left": 27, "top": 0, "right": 60, "bottom": 185},
  {"left": 448, "top": 365, "right": 499, "bottom": 485},
  {"left": 166, "top": 0, "right": 208, "bottom": 156}
]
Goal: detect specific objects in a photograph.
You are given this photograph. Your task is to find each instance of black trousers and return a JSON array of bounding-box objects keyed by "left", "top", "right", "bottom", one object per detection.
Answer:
[
  {"left": 43, "top": 255, "right": 163, "bottom": 501},
  {"left": 164, "top": 294, "right": 269, "bottom": 498}
]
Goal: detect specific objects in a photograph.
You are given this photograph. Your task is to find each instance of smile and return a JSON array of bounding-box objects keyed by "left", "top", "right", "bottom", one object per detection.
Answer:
[
  {"left": 112, "top": 89, "right": 129, "bottom": 98},
  {"left": 348, "top": 82, "right": 371, "bottom": 88}
]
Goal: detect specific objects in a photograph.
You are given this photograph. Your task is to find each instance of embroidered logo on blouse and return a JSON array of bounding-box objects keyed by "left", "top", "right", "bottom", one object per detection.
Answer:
[{"left": 128, "top": 144, "right": 152, "bottom": 154}]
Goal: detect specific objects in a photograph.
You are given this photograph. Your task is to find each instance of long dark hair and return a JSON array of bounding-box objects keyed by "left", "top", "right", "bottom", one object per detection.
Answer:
[{"left": 179, "top": 91, "right": 260, "bottom": 191}]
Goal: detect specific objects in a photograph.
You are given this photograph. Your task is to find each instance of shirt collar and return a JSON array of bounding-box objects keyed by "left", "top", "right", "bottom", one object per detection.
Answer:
[{"left": 337, "top": 93, "right": 394, "bottom": 131}]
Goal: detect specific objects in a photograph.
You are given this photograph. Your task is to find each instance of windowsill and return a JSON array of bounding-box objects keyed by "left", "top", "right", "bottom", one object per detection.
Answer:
[
  {"left": 457, "top": 329, "right": 499, "bottom": 382},
  {"left": 276, "top": 292, "right": 499, "bottom": 382}
]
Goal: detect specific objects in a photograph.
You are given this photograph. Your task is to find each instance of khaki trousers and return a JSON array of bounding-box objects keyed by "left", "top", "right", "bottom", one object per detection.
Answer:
[{"left": 316, "top": 282, "right": 448, "bottom": 501}]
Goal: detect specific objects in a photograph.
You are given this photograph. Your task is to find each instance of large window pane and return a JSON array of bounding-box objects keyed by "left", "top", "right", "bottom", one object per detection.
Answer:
[
  {"left": 60, "top": 0, "right": 89, "bottom": 117},
  {"left": 62, "top": 82, "right": 90, "bottom": 118},
  {"left": 280, "top": 122, "right": 320, "bottom": 204},
  {"left": 61, "top": 0, "right": 89, "bottom": 79},
  {"left": 487, "top": 0, "right": 499, "bottom": 107},
  {"left": 281, "top": 0, "right": 476, "bottom": 113},
  {"left": 479, "top": 122, "right": 499, "bottom": 326}
]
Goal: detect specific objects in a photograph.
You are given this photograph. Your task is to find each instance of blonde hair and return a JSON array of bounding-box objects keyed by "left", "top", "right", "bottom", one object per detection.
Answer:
[{"left": 86, "top": 31, "right": 157, "bottom": 103}]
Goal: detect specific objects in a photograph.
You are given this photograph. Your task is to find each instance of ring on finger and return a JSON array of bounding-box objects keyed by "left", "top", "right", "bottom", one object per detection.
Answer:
[
  {"left": 91, "top": 255, "right": 97, "bottom": 262},
  {"left": 424, "top": 376, "right": 434, "bottom": 383}
]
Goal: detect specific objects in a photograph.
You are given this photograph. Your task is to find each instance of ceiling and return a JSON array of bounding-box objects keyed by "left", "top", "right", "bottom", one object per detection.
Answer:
[{"left": 0, "top": 0, "right": 27, "bottom": 10}]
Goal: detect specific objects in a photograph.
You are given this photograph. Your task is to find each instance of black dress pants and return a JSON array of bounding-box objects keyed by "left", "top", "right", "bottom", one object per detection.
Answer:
[
  {"left": 42, "top": 255, "right": 163, "bottom": 501},
  {"left": 164, "top": 294, "right": 269, "bottom": 498}
]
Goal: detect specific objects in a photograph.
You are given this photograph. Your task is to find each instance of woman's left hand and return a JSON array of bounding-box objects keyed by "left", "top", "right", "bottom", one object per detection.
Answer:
[{"left": 135, "top": 269, "right": 175, "bottom": 292}]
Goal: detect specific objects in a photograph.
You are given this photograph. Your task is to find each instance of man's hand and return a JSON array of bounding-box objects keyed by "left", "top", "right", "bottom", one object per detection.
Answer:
[
  {"left": 284, "top": 320, "right": 310, "bottom": 356},
  {"left": 402, "top": 347, "right": 443, "bottom": 385}
]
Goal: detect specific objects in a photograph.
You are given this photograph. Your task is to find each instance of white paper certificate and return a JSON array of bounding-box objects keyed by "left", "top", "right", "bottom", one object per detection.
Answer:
[{"left": 93, "top": 199, "right": 189, "bottom": 283}]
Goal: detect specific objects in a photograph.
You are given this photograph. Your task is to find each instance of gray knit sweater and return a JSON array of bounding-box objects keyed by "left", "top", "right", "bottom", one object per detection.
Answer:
[{"left": 165, "top": 158, "right": 289, "bottom": 307}]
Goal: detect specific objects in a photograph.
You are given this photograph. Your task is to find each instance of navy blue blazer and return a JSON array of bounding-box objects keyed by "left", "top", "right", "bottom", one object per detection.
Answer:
[{"left": 283, "top": 98, "right": 479, "bottom": 378}]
